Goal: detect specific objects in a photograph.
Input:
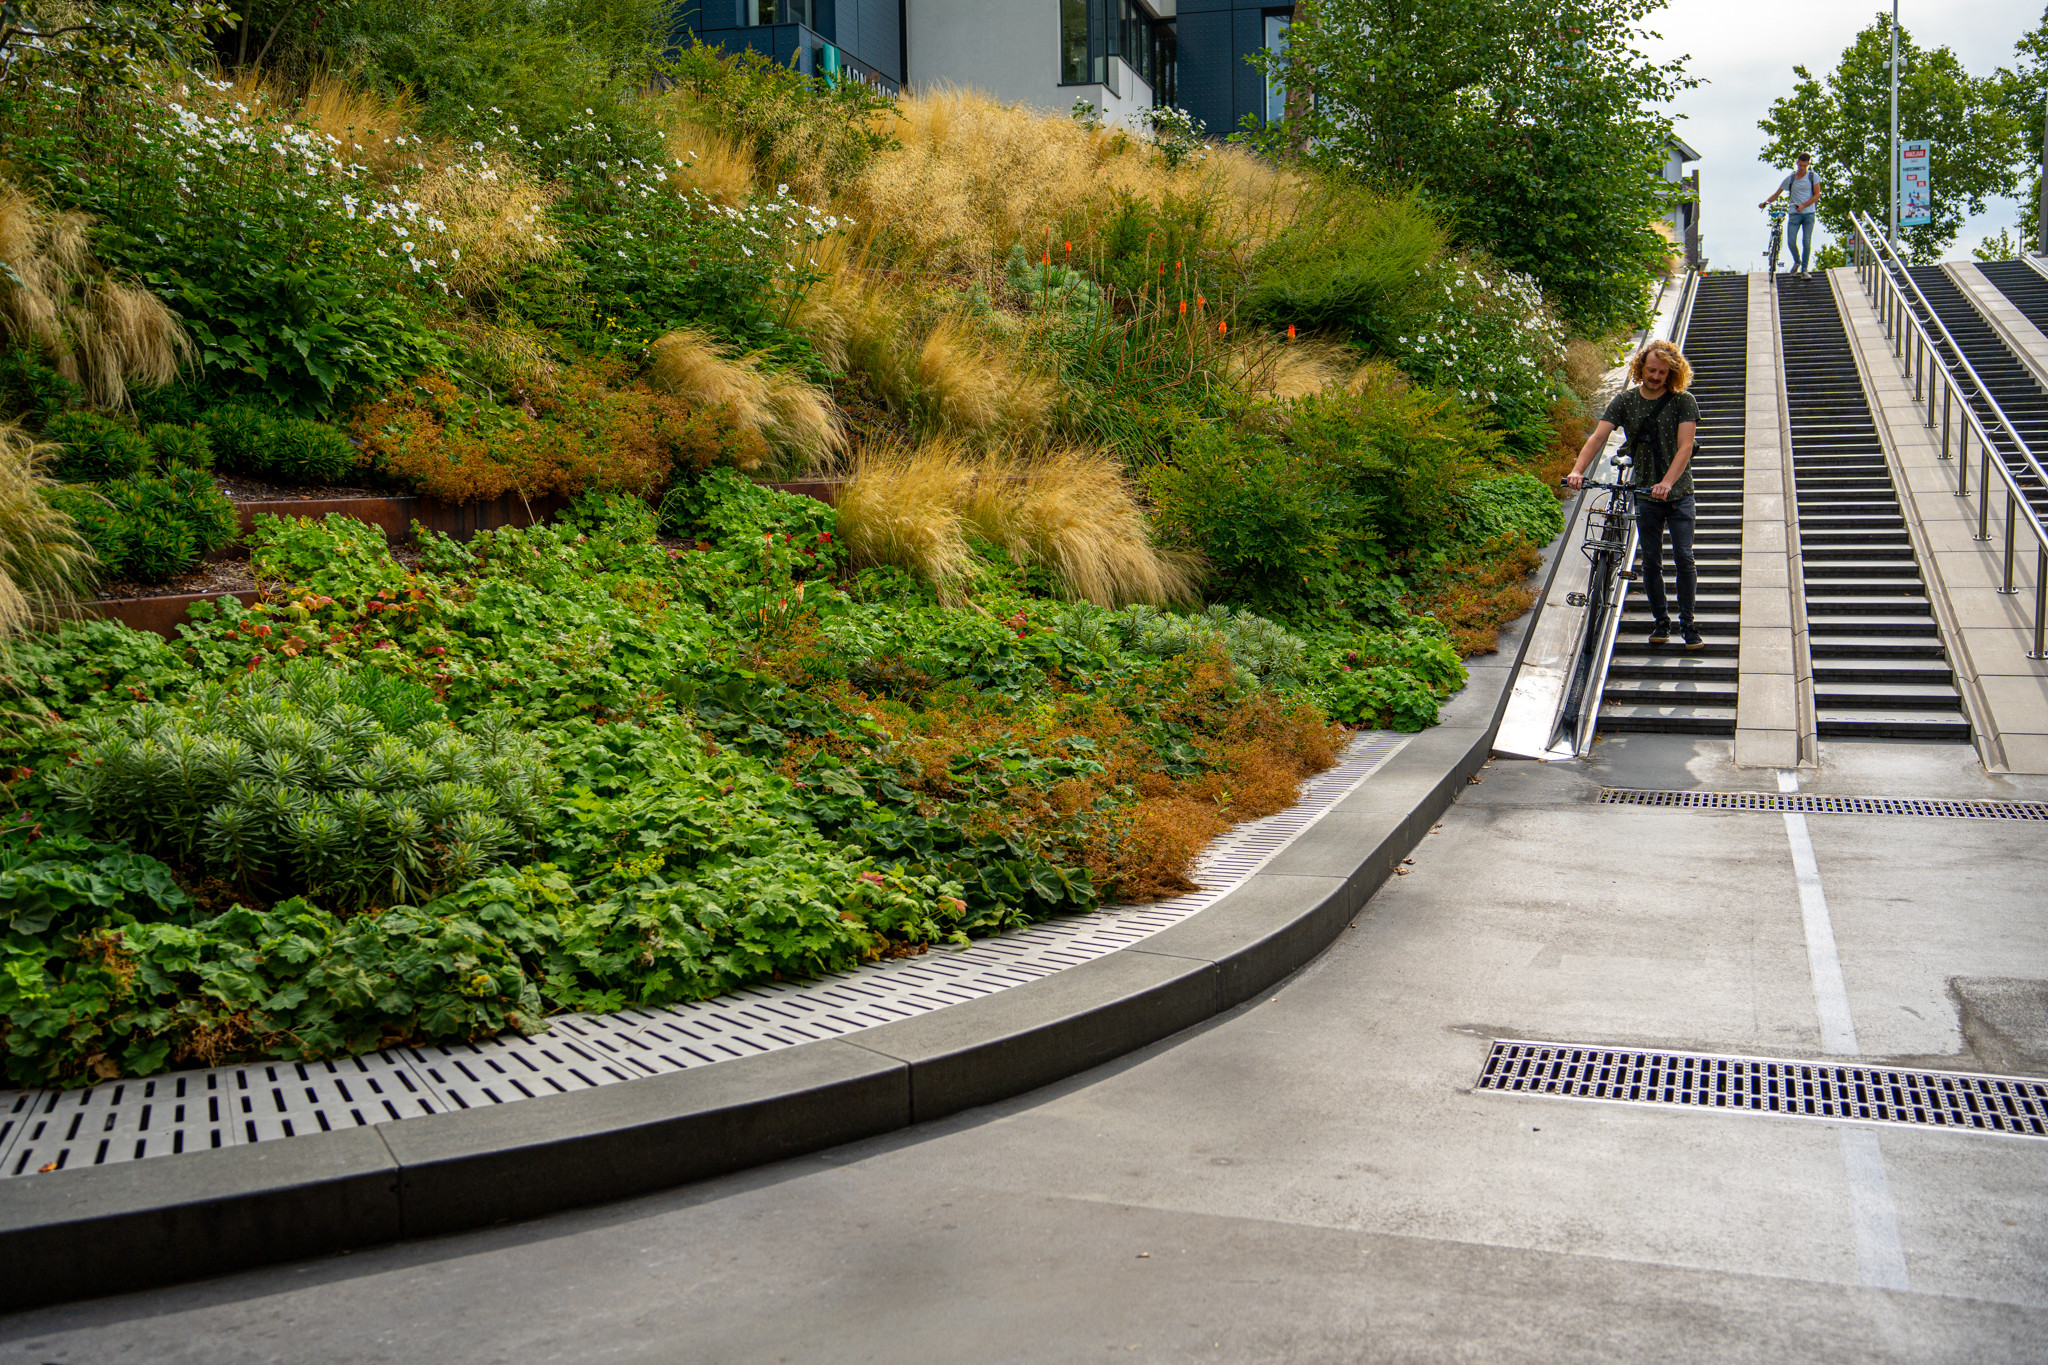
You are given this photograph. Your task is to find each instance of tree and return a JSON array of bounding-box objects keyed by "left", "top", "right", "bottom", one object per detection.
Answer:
[
  {"left": 1758, "top": 14, "right": 2018, "bottom": 264},
  {"left": 1246, "top": 0, "right": 1694, "bottom": 337},
  {"left": 1995, "top": 6, "right": 2048, "bottom": 252}
]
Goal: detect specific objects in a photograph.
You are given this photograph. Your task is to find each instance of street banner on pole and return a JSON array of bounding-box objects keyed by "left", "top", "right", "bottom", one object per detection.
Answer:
[{"left": 1899, "top": 139, "right": 1932, "bottom": 227}]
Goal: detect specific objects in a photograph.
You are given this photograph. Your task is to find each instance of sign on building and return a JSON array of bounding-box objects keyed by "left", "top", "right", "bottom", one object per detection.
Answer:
[{"left": 1899, "top": 139, "right": 1932, "bottom": 228}]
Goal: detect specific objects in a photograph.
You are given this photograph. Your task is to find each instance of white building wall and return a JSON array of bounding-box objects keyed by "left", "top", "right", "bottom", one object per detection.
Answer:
[{"left": 906, "top": 0, "right": 1154, "bottom": 127}]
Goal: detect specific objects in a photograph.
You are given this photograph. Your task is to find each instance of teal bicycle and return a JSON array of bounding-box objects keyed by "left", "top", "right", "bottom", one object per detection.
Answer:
[{"left": 1765, "top": 204, "right": 1788, "bottom": 274}]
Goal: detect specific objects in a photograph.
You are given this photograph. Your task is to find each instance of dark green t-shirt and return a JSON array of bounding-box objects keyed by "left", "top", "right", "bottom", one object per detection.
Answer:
[{"left": 1600, "top": 386, "right": 1700, "bottom": 501}]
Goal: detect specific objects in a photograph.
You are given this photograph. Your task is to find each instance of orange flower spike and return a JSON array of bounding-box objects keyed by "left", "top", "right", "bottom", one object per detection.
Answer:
[
  {"left": 1041, "top": 250, "right": 1050, "bottom": 266},
  {"left": 1287, "top": 324, "right": 1297, "bottom": 341},
  {"left": 1064, "top": 240, "right": 1072, "bottom": 255},
  {"left": 1219, "top": 320, "right": 1228, "bottom": 336},
  {"left": 1197, "top": 294, "right": 1205, "bottom": 310},
  {"left": 1178, "top": 300, "right": 1187, "bottom": 316}
]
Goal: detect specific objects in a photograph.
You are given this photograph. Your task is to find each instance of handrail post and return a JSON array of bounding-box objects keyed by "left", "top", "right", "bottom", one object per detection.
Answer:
[
  {"left": 1959, "top": 422, "right": 1971, "bottom": 496},
  {"left": 2003, "top": 491, "right": 2021, "bottom": 594},
  {"left": 1978, "top": 448, "right": 1994, "bottom": 540},
  {"left": 1926, "top": 341, "right": 1937, "bottom": 426},
  {"left": 2032, "top": 544, "right": 2047, "bottom": 660},
  {"left": 1941, "top": 384, "right": 1951, "bottom": 458}
]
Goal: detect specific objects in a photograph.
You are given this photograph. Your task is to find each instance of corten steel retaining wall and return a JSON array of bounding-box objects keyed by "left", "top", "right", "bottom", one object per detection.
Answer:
[{"left": 79, "top": 483, "right": 844, "bottom": 638}]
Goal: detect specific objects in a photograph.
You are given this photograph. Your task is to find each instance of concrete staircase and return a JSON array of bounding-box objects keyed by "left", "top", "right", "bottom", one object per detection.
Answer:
[{"left": 1776, "top": 274, "right": 1970, "bottom": 741}]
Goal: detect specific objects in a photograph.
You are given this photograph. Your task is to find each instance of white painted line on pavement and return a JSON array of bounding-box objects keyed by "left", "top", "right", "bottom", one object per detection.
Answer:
[
  {"left": 1839, "top": 1127, "right": 1912, "bottom": 1291},
  {"left": 1777, "top": 769, "right": 1911, "bottom": 1293},
  {"left": 1776, "top": 769, "right": 1860, "bottom": 1055}
]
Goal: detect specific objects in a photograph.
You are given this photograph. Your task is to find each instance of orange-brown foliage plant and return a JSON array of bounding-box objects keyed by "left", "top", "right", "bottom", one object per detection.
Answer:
[
  {"left": 785, "top": 644, "right": 1341, "bottom": 905},
  {"left": 354, "top": 361, "right": 770, "bottom": 503},
  {"left": 1407, "top": 535, "right": 1544, "bottom": 657}
]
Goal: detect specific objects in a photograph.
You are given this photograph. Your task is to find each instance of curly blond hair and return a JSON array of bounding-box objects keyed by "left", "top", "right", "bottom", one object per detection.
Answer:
[{"left": 1629, "top": 339, "right": 1692, "bottom": 393}]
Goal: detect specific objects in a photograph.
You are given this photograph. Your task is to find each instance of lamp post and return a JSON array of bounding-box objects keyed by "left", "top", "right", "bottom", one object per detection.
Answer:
[{"left": 1889, "top": 0, "right": 1899, "bottom": 242}]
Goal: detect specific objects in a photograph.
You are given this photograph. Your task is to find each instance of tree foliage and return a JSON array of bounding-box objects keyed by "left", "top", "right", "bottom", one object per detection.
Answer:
[
  {"left": 1995, "top": 6, "right": 2048, "bottom": 252},
  {"left": 1758, "top": 14, "right": 2019, "bottom": 263},
  {"left": 1248, "top": 0, "right": 1694, "bottom": 337}
]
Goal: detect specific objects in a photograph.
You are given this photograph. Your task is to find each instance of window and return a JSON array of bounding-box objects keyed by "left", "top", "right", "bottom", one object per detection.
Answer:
[
  {"left": 1060, "top": 0, "right": 1089, "bottom": 85},
  {"left": 1063, "top": 0, "right": 1175, "bottom": 97},
  {"left": 1264, "top": 13, "right": 1290, "bottom": 124},
  {"left": 747, "top": 0, "right": 814, "bottom": 26}
]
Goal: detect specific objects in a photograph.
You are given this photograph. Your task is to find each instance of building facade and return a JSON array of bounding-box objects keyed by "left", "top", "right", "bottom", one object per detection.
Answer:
[
  {"left": 678, "top": 0, "right": 1288, "bottom": 136},
  {"left": 677, "top": 0, "right": 906, "bottom": 93}
]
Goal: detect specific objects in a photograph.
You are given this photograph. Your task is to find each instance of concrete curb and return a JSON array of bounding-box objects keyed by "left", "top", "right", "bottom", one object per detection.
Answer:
[{"left": 0, "top": 563, "right": 1551, "bottom": 1310}]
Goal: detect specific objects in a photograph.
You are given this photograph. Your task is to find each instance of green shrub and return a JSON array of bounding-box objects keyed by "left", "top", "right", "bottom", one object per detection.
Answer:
[
  {"left": 1319, "top": 621, "right": 1468, "bottom": 730},
  {"left": 1461, "top": 473, "right": 1565, "bottom": 548},
  {"left": 0, "top": 893, "right": 542, "bottom": 1086},
  {"left": 0, "top": 348, "right": 80, "bottom": 426},
  {"left": 5, "top": 82, "right": 454, "bottom": 412},
  {"left": 1392, "top": 257, "right": 1572, "bottom": 460},
  {"left": 44, "top": 467, "right": 235, "bottom": 584},
  {"left": 107, "top": 496, "right": 197, "bottom": 582},
  {"left": 49, "top": 665, "right": 558, "bottom": 909},
  {"left": 46, "top": 413, "right": 150, "bottom": 482},
  {"left": 200, "top": 405, "right": 274, "bottom": 473},
  {"left": 146, "top": 423, "right": 213, "bottom": 470},
  {"left": 1244, "top": 187, "right": 1447, "bottom": 351},
  {"left": 1143, "top": 425, "right": 1340, "bottom": 613},
  {"left": 42, "top": 485, "right": 122, "bottom": 576},
  {"left": 271, "top": 420, "right": 361, "bottom": 483},
  {"left": 203, "top": 406, "right": 359, "bottom": 484}
]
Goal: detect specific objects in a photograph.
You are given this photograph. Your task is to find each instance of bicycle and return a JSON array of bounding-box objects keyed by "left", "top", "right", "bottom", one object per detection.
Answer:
[
  {"left": 1551, "top": 455, "right": 1641, "bottom": 753},
  {"left": 1764, "top": 203, "right": 1788, "bottom": 275}
]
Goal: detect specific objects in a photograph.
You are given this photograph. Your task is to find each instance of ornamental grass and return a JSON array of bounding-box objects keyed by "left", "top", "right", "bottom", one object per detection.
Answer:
[
  {"left": 646, "top": 329, "right": 844, "bottom": 473},
  {"left": 0, "top": 422, "right": 90, "bottom": 643},
  {"left": 963, "top": 446, "right": 1199, "bottom": 607},
  {"left": 0, "top": 182, "right": 191, "bottom": 409},
  {"left": 833, "top": 440, "right": 979, "bottom": 597},
  {"left": 849, "top": 85, "right": 1302, "bottom": 276}
]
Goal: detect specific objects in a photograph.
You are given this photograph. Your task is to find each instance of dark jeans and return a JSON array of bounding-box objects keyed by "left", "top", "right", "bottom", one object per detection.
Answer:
[{"left": 1636, "top": 493, "right": 1696, "bottom": 625}]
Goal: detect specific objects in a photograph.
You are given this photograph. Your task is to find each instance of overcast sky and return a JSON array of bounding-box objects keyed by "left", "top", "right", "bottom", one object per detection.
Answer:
[{"left": 1641, "top": 0, "right": 2041, "bottom": 266}]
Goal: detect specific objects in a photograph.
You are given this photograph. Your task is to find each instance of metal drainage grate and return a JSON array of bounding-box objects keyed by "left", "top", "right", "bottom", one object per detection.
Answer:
[
  {"left": 1599, "top": 789, "right": 2048, "bottom": 820},
  {"left": 1477, "top": 1041, "right": 2048, "bottom": 1139}
]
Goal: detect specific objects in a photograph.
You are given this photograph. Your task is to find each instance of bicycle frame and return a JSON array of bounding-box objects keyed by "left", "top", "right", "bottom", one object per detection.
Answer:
[
  {"left": 1549, "top": 458, "right": 1641, "bottom": 755},
  {"left": 1765, "top": 205, "right": 1788, "bottom": 275}
]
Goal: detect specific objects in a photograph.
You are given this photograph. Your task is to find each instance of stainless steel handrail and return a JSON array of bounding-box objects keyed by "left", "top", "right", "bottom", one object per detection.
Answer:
[
  {"left": 1847, "top": 211, "right": 2048, "bottom": 659},
  {"left": 1851, "top": 212, "right": 2048, "bottom": 488}
]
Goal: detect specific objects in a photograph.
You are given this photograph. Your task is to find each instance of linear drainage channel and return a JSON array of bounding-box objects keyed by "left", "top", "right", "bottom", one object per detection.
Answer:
[
  {"left": 0, "top": 732, "right": 1411, "bottom": 1179},
  {"left": 1477, "top": 1041, "right": 2047, "bottom": 1139},
  {"left": 1599, "top": 788, "right": 2048, "bottom": 820}
]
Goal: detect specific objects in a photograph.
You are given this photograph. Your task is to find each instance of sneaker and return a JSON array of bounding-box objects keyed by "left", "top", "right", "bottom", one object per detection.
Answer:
[
  {"left": 1648, "top": 621, "right": 1671, "bottom": 644},
  {"left": 1682, "top": 626, "right": 1705, "bottom": 650}
]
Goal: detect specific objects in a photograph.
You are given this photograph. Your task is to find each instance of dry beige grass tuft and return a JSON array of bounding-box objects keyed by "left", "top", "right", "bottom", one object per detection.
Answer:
[
  {"left": 965, "top": 446, "right": 1200, "bottom": 606},
  {"left": 834, "top": 440, "right": 978, "bottom": 597},
  {"left": 1563, "top": 338, "right": 1613, "bottom": 404},
  {"left": 648, "top": 329, "right": 844, "bottom": 472},
  {"left": 788, "top": 233, "right": 910, "bottom": 401},
  {"left": 0, "top": 182, "right": 190, "bottom": 408},
  {"left": 848, "top": 86, "right": 1301, "bottom": 276},
  {"left": 914, "top": 316, "right": 1051, "bottom": 441},
  {"left": 0, "top": 422, "right": 90, "bottom": 643},
  {"left": 655, "top": 115, "right": 759, "bottom": 206},
  {"left": 1225, "top": 337, "right": 1358, "bottom": 401}
]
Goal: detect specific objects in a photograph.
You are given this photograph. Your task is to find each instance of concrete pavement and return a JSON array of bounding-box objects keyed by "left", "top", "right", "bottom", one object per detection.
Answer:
[{"left": 2, "top": 736, "right": 2043, "bottom": 1363}]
